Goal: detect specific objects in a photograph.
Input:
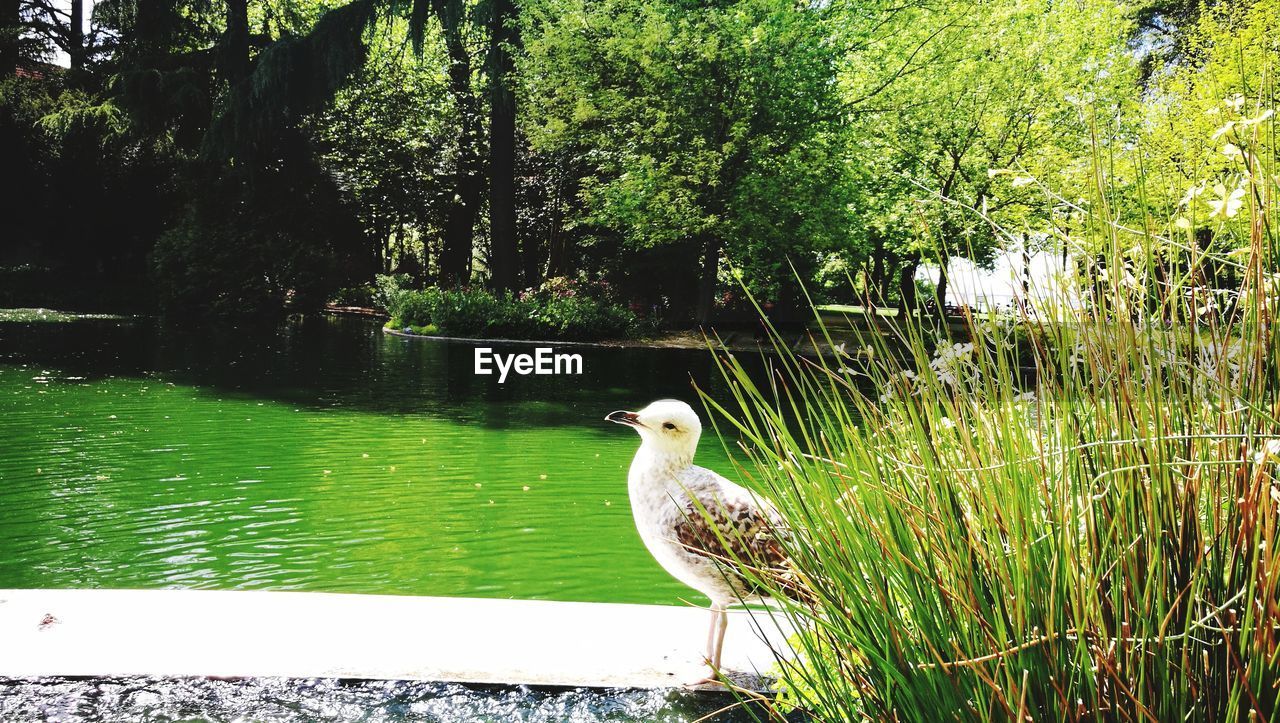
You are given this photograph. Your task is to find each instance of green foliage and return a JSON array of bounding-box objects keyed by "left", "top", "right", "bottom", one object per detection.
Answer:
[
  {"left": 1130, "top": 0, "right": 1278, "bottom": 254},
  {"left": 843, "top": 0, "right": 1136, "bottom": 305},
  {"left": 386, "top": 283, "right": 644, "bottom": 340},
  {"left": 208, "top": 0, "right": 380, "bottom": 159},
  {"left": 387, "top": 287, "right": 533, "bottom": 338},
  {"left": 151, "top": 163, "right": 365, "bottom": 320},
  {"left": 373, "top": 273, "right": 414, "bottom": 310},
  {"left": 1, "top": 71, "right": 179, "bottom": 311},
  {"left": 522, "top": 0, "right": 856, "bottom": 306},
  {"left": 705, "top": 98, "right": 1279, "bottom": 722},
  {"left": 307, "top": 18, "right": 462, "bottom": 281},
  {"left": 4, "top": 0, "right": 1274, "bottom": 335},
  {"left": 531, "top": 295, "right": 638, "bottom": 340}
]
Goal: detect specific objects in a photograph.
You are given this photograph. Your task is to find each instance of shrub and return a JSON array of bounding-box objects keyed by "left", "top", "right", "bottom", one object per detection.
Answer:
[
  {"left": 150, "top": 168, "right": 362, "bottom": 320},
  {"left": 444, "top": 289, "right": 534, "bottom": 338},
  {"left": 533, "top": 295, "right": 639, "bottom": 340},
  {"left": 386, "top": 285, "right": 643, "bottom": 341},
  {"left": 373, "top": 273, "right": 413, "bottom": 311},
  {"left": 386, "top": 286, "right": 443, "bottom": 329}
]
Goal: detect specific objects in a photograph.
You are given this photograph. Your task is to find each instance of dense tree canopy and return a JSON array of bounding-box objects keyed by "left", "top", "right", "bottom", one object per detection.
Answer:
[
  {"left": 0, "top": 0, "right": 1274, "bottom": 323},
  {"left": 844, "top": 0, "right": 1135, "bottom": 311},
  {"left": 522, "top": 0, "right": 855, "bottom": 320}
]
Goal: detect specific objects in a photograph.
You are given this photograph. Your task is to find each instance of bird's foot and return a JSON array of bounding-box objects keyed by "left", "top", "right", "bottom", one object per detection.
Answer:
[
  {"left": 683, "top": 663, "right": 727, "bottom": 689},
  {"left": 683, "top": 675, "right": 726, "bottom": 689}
]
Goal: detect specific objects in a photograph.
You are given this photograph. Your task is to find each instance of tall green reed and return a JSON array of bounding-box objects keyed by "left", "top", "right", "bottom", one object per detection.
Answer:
[{"left": 703, "top": 102, "right": 1279, "bottom": 720}]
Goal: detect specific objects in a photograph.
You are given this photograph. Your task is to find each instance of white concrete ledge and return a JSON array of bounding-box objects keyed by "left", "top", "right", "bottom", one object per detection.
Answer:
[{"left": 0, "top": 589, "right": 792, "bottom": 690}]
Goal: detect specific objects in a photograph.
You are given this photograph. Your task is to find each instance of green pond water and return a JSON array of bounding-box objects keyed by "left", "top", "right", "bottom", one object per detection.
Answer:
[{"left": 0, "top": 314, "right": 764, "bottom": 606}]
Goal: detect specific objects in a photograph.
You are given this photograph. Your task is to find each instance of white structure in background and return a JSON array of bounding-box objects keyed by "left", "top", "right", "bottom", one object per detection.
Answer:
[{"left": 918, "top": 239, "right": 1082, "bottom": 316}]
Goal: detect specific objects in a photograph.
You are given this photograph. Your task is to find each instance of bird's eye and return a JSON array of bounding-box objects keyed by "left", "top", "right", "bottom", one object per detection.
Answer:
[{"left": 662, "top": 422, "right": 677, "bottom": 431}]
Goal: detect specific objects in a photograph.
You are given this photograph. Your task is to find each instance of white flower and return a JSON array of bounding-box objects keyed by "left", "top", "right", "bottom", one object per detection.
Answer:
[
  {"left": 1238, "top": 109, "right": 1274, "bottom": 127},
  {"left": 1211, "top": 121, "right": 1236, "bottom": 141},
  {"left": 938, "top": 417, "right": 956, "bottom": 430},
  {"left": 1179, "top": 184, "right": 1206, "bottom": 207},
  {"left": 1224, "top": 94, "right": 1246, "bottom": 112},
  {"left": 1015, "top": 391, "right": 1037, "bottom": 403},
  {"left": 1206, "top": 184, "right": 1246, "bottom": 219},
  {"left": 1174, "top": 217, "right": 1192, "bottom": 230},
  {"left": 1222, "top": 143, "right": 1243, "bottom": 159},
  {"left": 1253, "top": 439, "right": 1280, "bottom": 464}
]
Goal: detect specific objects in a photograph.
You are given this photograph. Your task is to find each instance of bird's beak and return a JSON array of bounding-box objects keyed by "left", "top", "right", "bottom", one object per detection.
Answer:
[{"left": 606, "top": 410, "right": 641, "bottom": 427}]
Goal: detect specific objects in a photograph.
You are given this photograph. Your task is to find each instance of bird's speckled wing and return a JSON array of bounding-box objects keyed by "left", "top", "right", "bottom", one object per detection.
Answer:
[{"left": 670, "top": 466, "right": 788, "bottom": 595}]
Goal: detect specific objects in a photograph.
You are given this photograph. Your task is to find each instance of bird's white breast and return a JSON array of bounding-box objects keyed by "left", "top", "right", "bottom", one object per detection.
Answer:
[{"left": 626, "top": 446, "right": 740, "bottom": 601}]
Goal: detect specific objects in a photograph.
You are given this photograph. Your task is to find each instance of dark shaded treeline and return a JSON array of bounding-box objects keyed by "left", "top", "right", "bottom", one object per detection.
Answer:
[
  {"left": 0, "top": 0, "right": 1222, "bottom": 323},
  {"left": 0, "top": 0, "right": 874, "bottom": 325}
]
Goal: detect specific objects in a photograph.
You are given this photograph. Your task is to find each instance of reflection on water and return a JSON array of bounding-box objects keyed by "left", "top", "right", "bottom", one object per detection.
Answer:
[
  {"left": 0, "top": 315, "right": 771, "bottom": 605},
  {"left": 0, "top": 677, "right": 785, "bottom": 722}
]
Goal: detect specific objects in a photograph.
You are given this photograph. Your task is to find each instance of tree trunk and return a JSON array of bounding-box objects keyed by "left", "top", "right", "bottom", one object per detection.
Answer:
[
  {"left": 369, "top": 212, "right": 382, "bottom": 279},
  {"left": 434, "top": 0, "right": 481, "bottom": 287},
  {"left": 897, "top": 260, "right": 918, "bottom": 317},
  {"left": 487, "top": 0, "right": 518, "bottom": 292},
  {"left": 1, "top": 0, "right": 17, "bottom": 73},
  {"left": 544, "top": 162, "right": 571, "bottom": 280},
  {"left": 520, "top": 224, "right": 541, "bottom": 290},
  {"left": 546, "top": 218, "right": 568, "bottom": 280},
  {"left": 387, "top": 223, "right": 400, "bottom": 276},
  {"left": 695, "top": 234, "right": 720, "bottom": 326},
  {"left": 935, "top": 254, "right": 949, "bottom": 316},
  {"left": 868, "top": 230, "right": 886, "bottom": 307},
  {"left": 438, "top": 171, "right": 480, "bottom": 286},
  {"left": 1021, "top": 234, "right": 1030, "bottom": 302},
  {"left": 69, "top": 0, "right": 84, "bottom": 69},
  {"left": 223, "top": 0, "right": 249, "bottom": 84}
]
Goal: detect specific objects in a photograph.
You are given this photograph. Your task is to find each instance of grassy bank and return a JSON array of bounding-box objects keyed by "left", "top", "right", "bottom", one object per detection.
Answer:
[{"left": 704, "top": 104, "right": 1279, "bottom": 719}]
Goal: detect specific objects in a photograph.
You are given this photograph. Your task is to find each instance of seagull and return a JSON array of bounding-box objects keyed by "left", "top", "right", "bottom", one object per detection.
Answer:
[{"left": 606, "top": 399, "right": 789, "bottom": 683}]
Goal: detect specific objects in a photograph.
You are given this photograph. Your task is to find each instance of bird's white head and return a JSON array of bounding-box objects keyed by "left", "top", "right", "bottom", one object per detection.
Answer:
[{"left": 606, "top": 399, "right": 702, "bottom": 464}]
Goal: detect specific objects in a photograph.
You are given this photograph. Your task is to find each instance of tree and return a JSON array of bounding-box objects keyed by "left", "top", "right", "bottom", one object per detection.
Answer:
[
  {"left": 523, "top": 0, "right": 854, "bottom": 324},
  {"left": 2, "top": 0, "right": 17, "bottom": 72},
  {"left": 1112, "top": 0, "right": 1278, "bottom": 295},
  {"left": 487, "top": 0, "right": 518, "bottom": 291},
  {"left": 422, "top": 0, "right": 485, "bottom": 286},
  {"left": 310, "top": 20, "right": 458, "bottom": 280},
  {"left": 21, "top": 0, "right": 105, "bottom": 70},
  {"left": 839, "top": 0, "right": 1133, "bottom": 313}
]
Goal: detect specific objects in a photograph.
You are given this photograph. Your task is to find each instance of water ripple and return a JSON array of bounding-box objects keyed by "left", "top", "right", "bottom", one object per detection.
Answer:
[{"left": 0, "top": 317, "right": 755, "bottom": 604}]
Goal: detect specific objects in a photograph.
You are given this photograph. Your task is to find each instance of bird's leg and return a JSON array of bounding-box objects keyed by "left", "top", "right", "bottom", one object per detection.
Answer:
[
  {"left": 688, "top": 601, "right": 728, "bottom": 687},
  {"left": 704, "top": 604, "right": 719, "bottom": 666},
  {"left": 711, "top": 604, "right": 729, "bottom": 671}
]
